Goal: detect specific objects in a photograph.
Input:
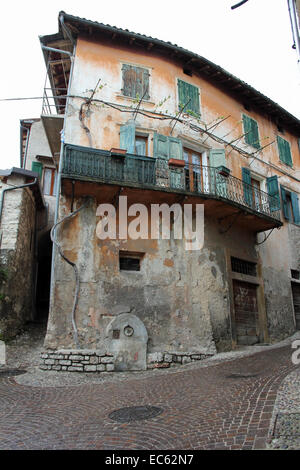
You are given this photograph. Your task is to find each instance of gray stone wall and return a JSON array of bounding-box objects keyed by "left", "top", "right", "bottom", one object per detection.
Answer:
[
  {"left": 0, "top": 177, "right": 36, "bottom": 339},
  {"left": 40, "top": 349, "right": 213, "bottom": 372}
]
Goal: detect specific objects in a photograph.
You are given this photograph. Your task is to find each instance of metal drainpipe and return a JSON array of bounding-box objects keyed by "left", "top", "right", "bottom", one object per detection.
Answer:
[
  {"left": 20, "top": 125, "right": 30, "bottom": 169},
  {"left": 0, "top": 178, "right": 37, "bottom": 228},
  {"left": 288, "top": 0, "right": 300, "bottom": 71},
  {"left": 48, "top": 30, "right": 76, "bottom": 317}
]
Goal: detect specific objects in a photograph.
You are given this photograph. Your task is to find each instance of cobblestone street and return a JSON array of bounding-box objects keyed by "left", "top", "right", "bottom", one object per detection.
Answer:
[{"left": 0, "top": 332, "right": 299, "bottom": 450}]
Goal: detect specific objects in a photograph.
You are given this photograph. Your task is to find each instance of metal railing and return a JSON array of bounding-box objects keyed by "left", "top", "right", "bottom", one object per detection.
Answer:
[
  {"left": 42, "top": 87, "right": 68, "bottom": 115},
  {"left": 62, "top": 145, "right": 281, "bottom": 222},
  {"left": 168, "top": 163, "right": 281, "bottom": 220},
  {"left": 63, "top": 145, "right": 156, "bottom": 186}
]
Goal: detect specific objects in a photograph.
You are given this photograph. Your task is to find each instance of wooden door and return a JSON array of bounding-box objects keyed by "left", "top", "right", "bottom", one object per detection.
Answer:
[
  {"left": 233, "top": 280, "right": 259, "bottom": 345},
  {"left": 292, "top": 283, "right": 300, "bottom": 330}
]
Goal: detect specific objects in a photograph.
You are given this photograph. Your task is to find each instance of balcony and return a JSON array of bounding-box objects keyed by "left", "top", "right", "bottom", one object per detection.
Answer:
[{"left": 62, "top": 144, "right": 282, "bottom": 232}]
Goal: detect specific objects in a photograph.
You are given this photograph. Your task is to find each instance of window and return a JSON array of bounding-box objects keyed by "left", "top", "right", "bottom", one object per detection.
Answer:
[
  {"left": 135, "top": 136, "right": 148, "bottom": 156},
  {"left": 277, "top": 136, "right": 293, "bottom": 167},
  {"left": 280, "top": 186, "right": 300, "bottom": 224},
  {"left": 251, "top": 177, "right": 261, "bottom": 211},
  {"left": 266, "top": 175, "right": 281, "bottom": 212},
  {"left": 183, "top": 148, "right": 203, "bottom": 192},
  {"left": 177, "top": 79, "right": 200, "bottom": 115},
  {"left": 121, "top": 64, "right": 150, "bottom": 100},
  {"left": 43, "top": 168, "right": 57, "bottom": 196},
  {"left": 291, "top": 270, "right": 300, "bottom": 280},
  {"left": 31, "top": 161, "right": 43, "bottom": 180},
  {"left": 119, "top": 252, "right": 144, "bottom": 271},
  {"left": 242, "top": 114, "right": 260, "bottom": 149},
  {"left": 231, "top": 257, "right": 257, "bottom": 277},
  {"left": 120, "top": 122, "right": 150, "bottom": 156}
]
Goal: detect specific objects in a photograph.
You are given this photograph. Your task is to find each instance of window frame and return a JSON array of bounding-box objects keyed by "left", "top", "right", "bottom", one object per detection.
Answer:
[
  {"left": 242, "top": 113, "right": 261, "bottom": 149},
  {"left": 176, "top": 78, "right": 201, "bottom": 117},
  {"left": 277, "top": 135, "right": 293, "bottom": 168},
  {"left": 120, "top": 62, "right": 151, "bottom": 101},
  {"left": 43, "top": 167, "right": 57, "bottom": 196},
  {"left": 135, "top": 134, "right": 149, "bottom": 157}
]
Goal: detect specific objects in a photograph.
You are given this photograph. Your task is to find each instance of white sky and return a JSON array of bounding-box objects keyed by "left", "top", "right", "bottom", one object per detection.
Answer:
[{"left": 0, "top": 0, "right": 299, "bottom": 169}]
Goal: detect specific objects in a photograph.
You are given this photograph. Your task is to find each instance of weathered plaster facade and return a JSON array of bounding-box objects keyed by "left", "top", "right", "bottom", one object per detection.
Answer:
[{"left": 38, "top": 12, "right": 300, "bottom": 372}]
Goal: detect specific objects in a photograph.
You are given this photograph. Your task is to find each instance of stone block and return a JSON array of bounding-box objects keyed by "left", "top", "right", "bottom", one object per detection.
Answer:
[
  {"left": 164, "top": 354, "right": 173, "bottom": 363},
  {"left": 49, "top": 354, "right": 64, "bottom": 360},
  {"left": 89, "top": 356, "right": 99, "bottom": 365},
  {"left": 59, "top": 360, "right": 71, "bottom": 366},
  {"left": 106, "top": 364, "right": 114, "bottom": 372},
  {"left": 101, "top": 356, "right": 114, "bottom": 364},
  {"left": 147, "top": 352, "right": 164, "bottom": 363},
  {"left": 68, "top": 366, "right": 84, "bottom": 372},
  {"left": 44, "top": 359, "right": 55, "bottom": 365},
  {"left": 84, "top": 365, "right": 97, "bottom": 372},
  {"left": 96, "top": 364, "right": 106, "bottom": 372},
  {"left": 69, "top": 355, "right": 84, "bottom": 361}
]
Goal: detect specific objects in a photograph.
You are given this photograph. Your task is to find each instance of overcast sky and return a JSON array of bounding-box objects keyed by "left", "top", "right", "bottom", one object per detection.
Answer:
[{"left": 0, "top": 0, "right": 299, "bottom": 169}]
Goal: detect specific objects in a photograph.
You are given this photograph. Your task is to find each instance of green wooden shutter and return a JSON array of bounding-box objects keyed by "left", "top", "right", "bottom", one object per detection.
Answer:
[
  {"left": 210, "top": 149, "right": 227, "bottom": 197},
  {"left": 168, "top": 137, "right": 184, "bottom": 189},
  {"left": 142, "top": 68, "right": 150, "bottom": 100},
  {"left": 291, "top": 192, "right": 300, "bottom": 225},
  {"left": 168, "top": 137, "right": 183, "bottom": 160},
  {"left": 242, "top": 114, "right": 260, "bottom": 149},
  {"left": 266, "top": 175, "right": 281, "bottom": 211},
  {"left": 277, "top": 136, "right": 292, "bottom": 167},
  {"left": 120, "top": 121, "right": 136, "bottom": 154},
  {"left": 122, "top": 64, "right": 149, "bottom": 100},
  {"left": 209, "top": 149, "right": 226, "bottom": 168},
  {"left": 178, "top": 79, "right": 200, "bottom": 115},
  {"left": 153, "top": 133, "right": 169, "bottom": 160},
  {"left": 31, "top": 161, "right": 43, "bottom": 180},
  {"left": 280, "top": 186, "right": 290, "bottom": 220},
  {"left": 242, "top": 167, "right": 253, "bottom": 206},
  {"left": 122, "top": 64, "right": 134, "bottom": 98}
]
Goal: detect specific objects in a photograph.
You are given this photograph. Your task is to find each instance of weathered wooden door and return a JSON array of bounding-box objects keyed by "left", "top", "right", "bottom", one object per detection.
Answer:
[
  {"left": 292, "top": 283, "right": 300, "bottom": 330},
  {"left": 232, "top": 280, "right": 259, "bottom": 345}
]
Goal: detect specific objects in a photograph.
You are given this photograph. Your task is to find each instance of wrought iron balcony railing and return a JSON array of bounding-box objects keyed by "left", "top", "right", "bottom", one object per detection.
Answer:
[{"left": 62, "top": 145, "right": 281, "bottom": 222}]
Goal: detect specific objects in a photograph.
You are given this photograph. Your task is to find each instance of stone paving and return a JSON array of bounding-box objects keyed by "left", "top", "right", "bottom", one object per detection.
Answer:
[
  {"left": 0, "top": 340, "right": 299, "bottom": 450},
  {"left": 267, "top": 368, "right": 300, "bottom": 450}
]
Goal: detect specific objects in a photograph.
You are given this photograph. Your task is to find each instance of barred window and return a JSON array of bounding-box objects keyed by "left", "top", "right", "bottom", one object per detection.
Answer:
[{"left": 231, "top": 257, "right": 257, "bottom": 277}]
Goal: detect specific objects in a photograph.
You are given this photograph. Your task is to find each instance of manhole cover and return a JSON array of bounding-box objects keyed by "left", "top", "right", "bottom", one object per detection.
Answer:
[
  {"left": 226, "top": 372, "right": 260, "bottom": 379},
  {"left": 109, "top": 405, "right": 163, "bottom": 423},
  {"left": 0, "top": 369, "right": 27, "bottom": 378}
]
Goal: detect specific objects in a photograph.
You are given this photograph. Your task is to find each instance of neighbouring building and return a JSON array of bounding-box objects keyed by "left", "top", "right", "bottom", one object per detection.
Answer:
[
  {"left": 11, "top": 12, "right": 300, "bottom": 372},
  {"left": 0, "top": 168, "right": 44, "bottom": 338}
]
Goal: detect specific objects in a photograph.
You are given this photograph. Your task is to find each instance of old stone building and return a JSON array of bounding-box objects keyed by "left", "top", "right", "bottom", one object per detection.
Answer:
[
  {"left": 15, "top": 11, "right": 300, "bottom": 372},
  {"left": 0, "top": 168, "right": 44, "bottom": 339}
]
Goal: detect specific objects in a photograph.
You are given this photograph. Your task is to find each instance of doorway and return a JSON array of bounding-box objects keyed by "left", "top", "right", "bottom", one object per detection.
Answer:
[{"left": 232, "top": 279, "right": 259, "bottom": 345}]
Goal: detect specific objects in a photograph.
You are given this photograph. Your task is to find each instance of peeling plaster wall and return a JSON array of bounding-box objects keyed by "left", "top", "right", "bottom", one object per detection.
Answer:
[
  {"left": 45, "top": 195, "right": 258, "bottom": 354},
  {"left": 64, "top": 38, "right": 300, "bottom": 182},
  {"left": 45, "top": 35, "right": 300, "bottom": 355},
  {"left": 258, "top": 221, "right": 300, "bottom": 340}
]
